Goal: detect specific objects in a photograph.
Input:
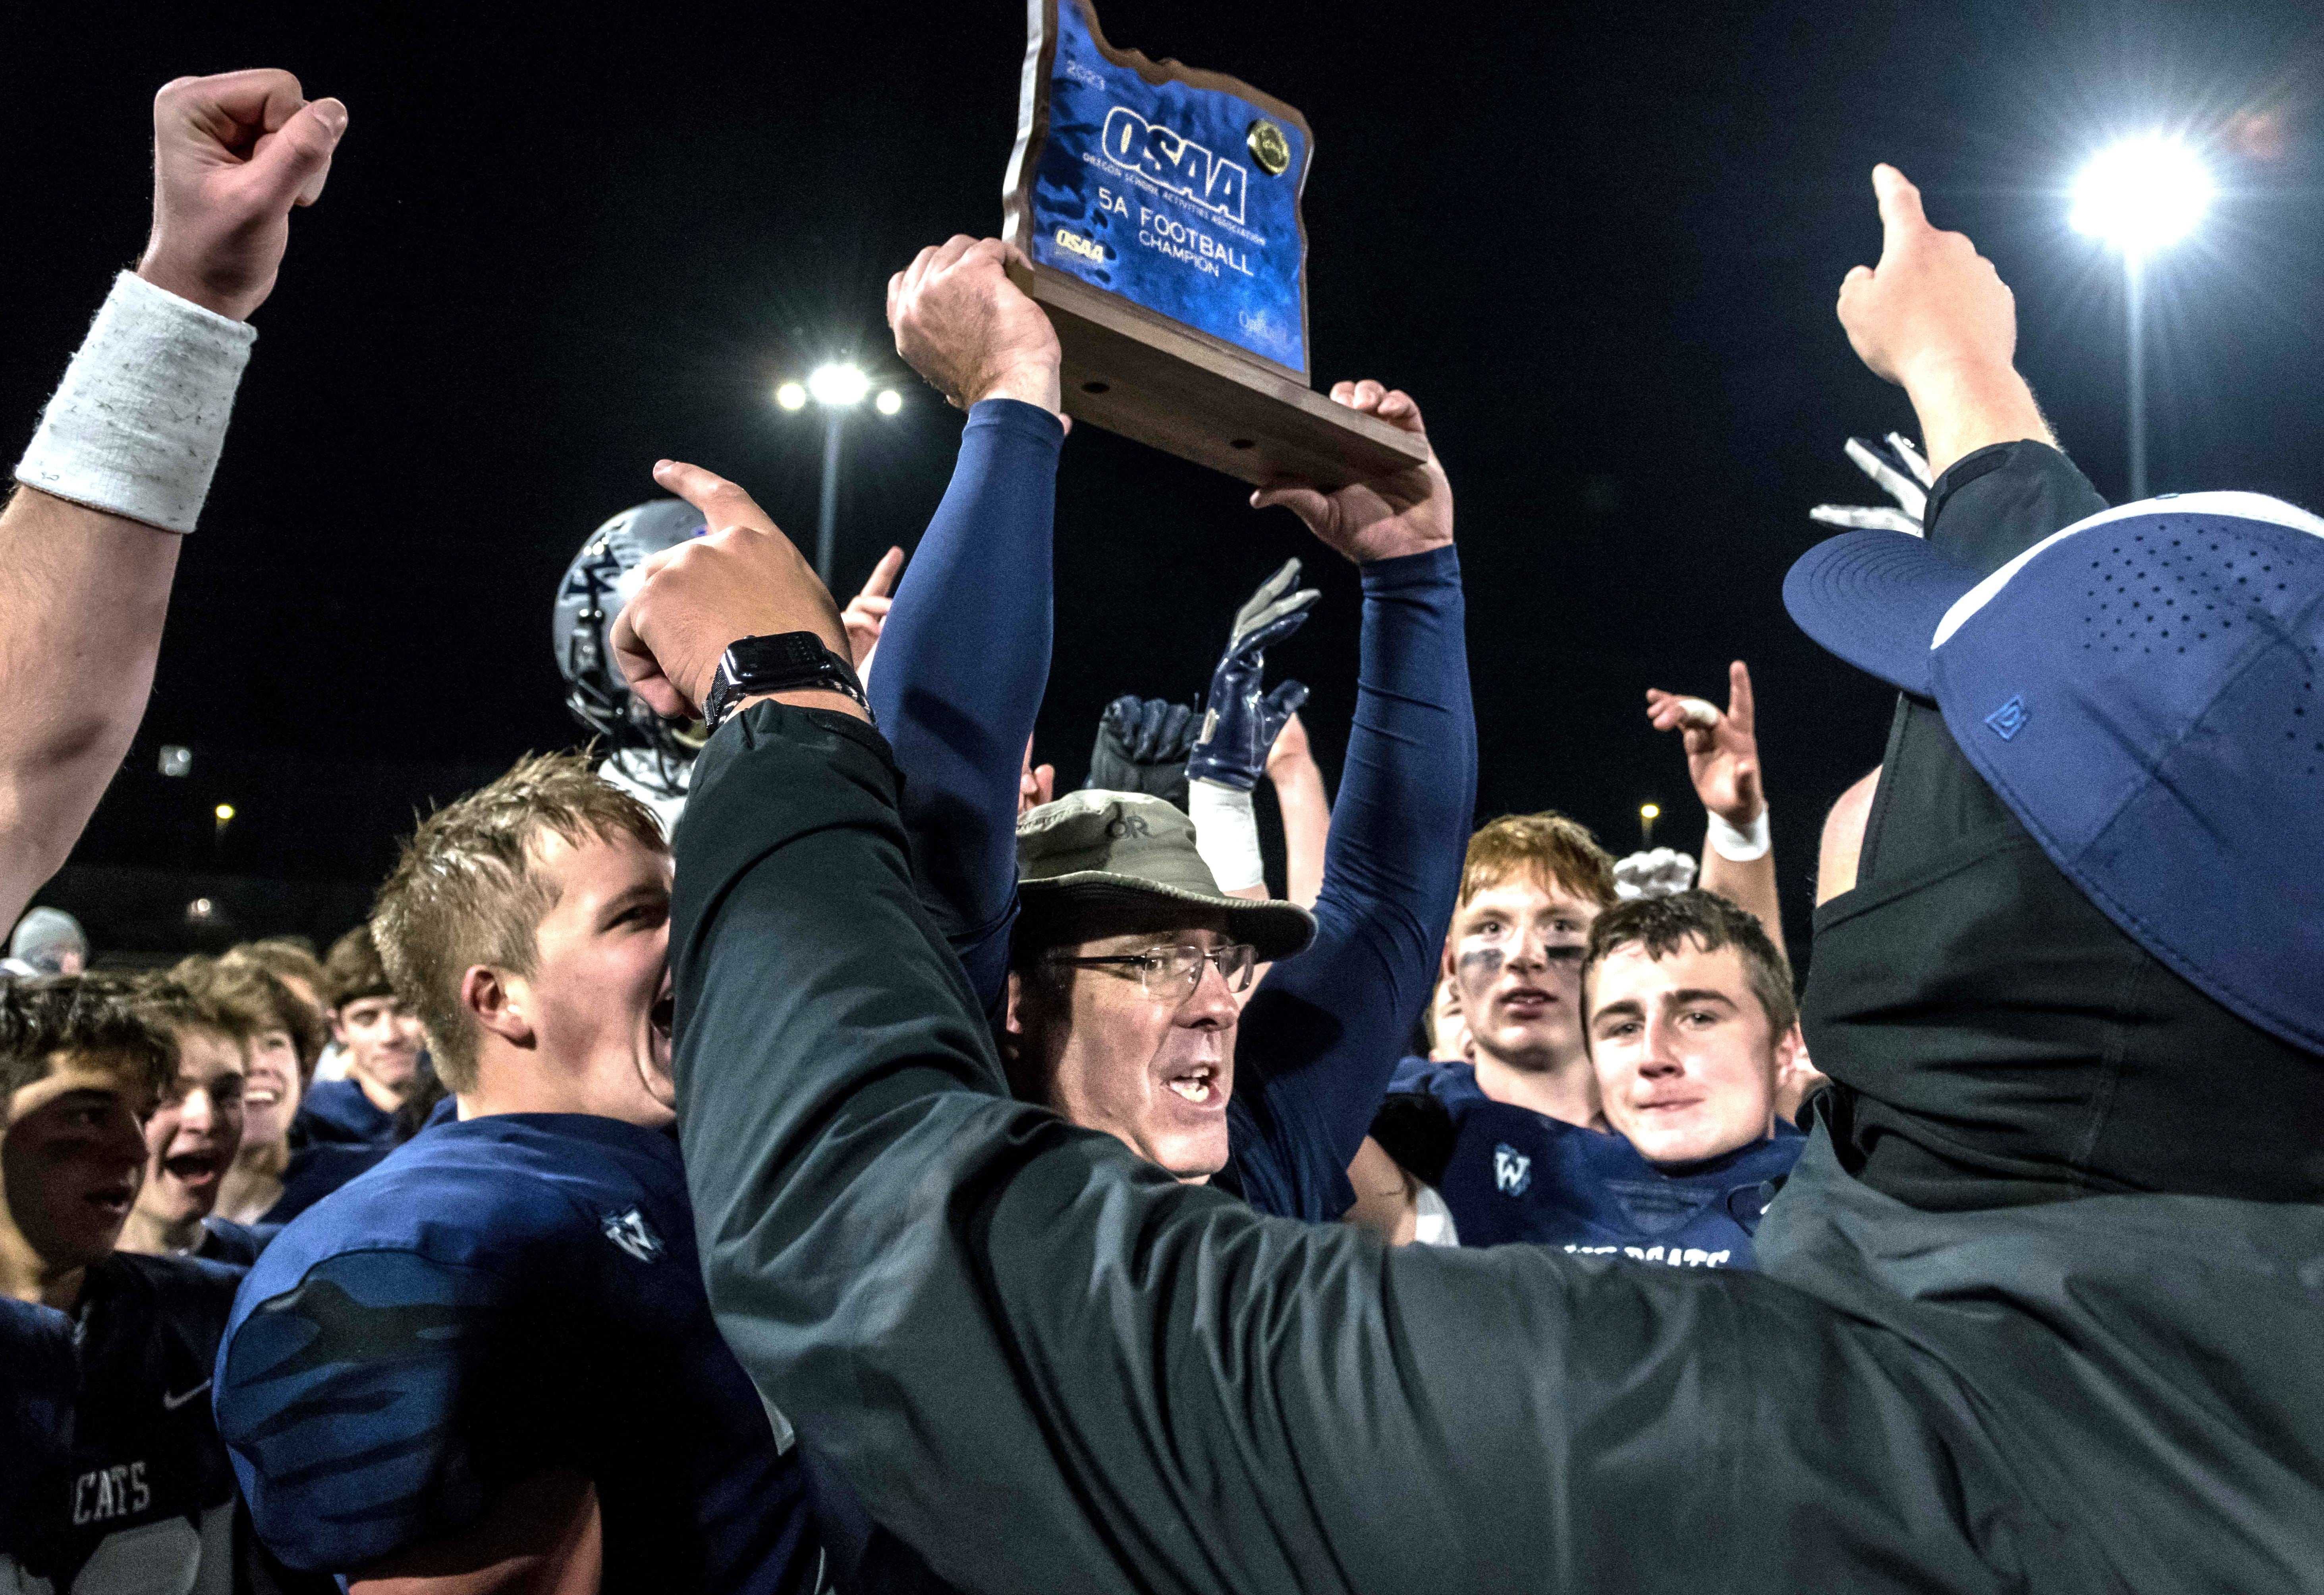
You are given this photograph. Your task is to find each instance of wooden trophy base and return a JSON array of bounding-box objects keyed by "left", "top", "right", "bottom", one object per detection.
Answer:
[{"left": 1011, "top": 264, "right": 1430, "bottom": 490}]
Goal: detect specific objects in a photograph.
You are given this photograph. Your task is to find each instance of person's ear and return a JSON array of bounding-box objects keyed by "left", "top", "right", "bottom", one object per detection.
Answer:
[
  {"left": 1002, "top": 969, "right": 1027, "bottom": 1045},
  {"left": 1770, "top": 1020, "right": 1804, "bottom": 1089},
  {"left": 328, "top": 1010, "right": 349, "bottom": 1047},
  {"left": 461, "top": 967, "right": 535, "bottom": 1050},
  {"left": 1440, "top": 931, "right": 1459, "bottom": 983}
]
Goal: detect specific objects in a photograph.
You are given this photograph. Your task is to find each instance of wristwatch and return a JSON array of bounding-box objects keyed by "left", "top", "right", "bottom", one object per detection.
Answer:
[{"left": 700, "top": 632, "right": 872, "bottom": 732}]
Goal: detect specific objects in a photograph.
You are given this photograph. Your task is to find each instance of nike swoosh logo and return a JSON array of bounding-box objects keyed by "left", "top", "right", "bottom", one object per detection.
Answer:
[{"left": 162, "top": 1380, "right": 210, "bottom": 1412}]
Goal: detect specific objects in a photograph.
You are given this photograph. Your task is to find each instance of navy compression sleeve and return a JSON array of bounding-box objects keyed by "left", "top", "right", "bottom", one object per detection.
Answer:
[
  {"left": 1230, "top": 544, "right": 1475, "bottom": 1219},
  {"left": 868, "top": 398, "right": 1064, "bottom": 1008}
]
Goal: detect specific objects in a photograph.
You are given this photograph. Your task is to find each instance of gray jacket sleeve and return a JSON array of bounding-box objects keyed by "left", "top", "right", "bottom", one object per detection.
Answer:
[{"left": 668, "top": 704, "right": 1973, "bottom": 1595}]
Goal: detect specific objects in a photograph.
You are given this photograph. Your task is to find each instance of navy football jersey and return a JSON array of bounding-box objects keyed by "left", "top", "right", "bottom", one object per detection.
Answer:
[
  {"left": 191, "top": 1218, "right": 273, "bottom": 1268},
  {"left": 3, "top": 1253, "right": 243, "bottom": 1593},
  {"left": 2, "top": 1296, "right": 77, "bottom": 1581},
  {"left": 1374, "top": 1058, "right": 1805, "bottom": 1267},
  {"left": 214, "top": 1113, "right": 815, "bottom": 1591},
  {"left": 254, "top": 1142, "right": 388, "bottom": 1228},
  {"left": 287, "top": 1078, "right": 394, "bottom": 1149}
]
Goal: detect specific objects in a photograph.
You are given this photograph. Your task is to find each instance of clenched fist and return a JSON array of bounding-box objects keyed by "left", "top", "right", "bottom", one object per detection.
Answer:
[
  {"left": 137, "top": 70, "right": 348, "bottom": 321},
  {"left": 886, "top": 238, "right": 1062, "bottom": 415}
]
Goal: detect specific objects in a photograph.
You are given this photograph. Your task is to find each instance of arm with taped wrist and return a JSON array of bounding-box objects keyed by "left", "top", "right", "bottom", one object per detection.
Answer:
[
  {"left": 866, "top": 398, "right": 1065, "bottom": 1014},
  {"left": 2, "top": 274, "right": 256, "bottom": 927}
]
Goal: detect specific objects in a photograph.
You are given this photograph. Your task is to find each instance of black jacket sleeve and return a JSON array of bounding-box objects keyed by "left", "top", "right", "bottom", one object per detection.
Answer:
[{"left": 667, "top": 701, "right": 1851, "bottom": 1595}]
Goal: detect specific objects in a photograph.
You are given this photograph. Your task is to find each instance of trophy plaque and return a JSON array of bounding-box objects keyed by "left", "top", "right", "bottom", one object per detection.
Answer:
[{"left": 1002, "top": 0, "right": 1428, "bottom": 489}]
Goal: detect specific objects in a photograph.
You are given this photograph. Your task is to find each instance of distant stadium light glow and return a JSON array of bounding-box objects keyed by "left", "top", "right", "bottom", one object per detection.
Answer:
[
  {"left": 775, "top": 381, "right": 807, "bottom": 411},
  {"left": 874, "top": 388, "right": 903, "bottom": 416},
  {"left": 2069, "top": 136, "right": 2212, "bottom": 257},
  {"left": 807, "top": 363, "right": 870, "bottom": 407}
]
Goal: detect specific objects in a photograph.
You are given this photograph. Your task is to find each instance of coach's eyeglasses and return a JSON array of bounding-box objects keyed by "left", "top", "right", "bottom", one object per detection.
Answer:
[{"left": 1044, "top": 943, "right": 1259, "bottom": 999}]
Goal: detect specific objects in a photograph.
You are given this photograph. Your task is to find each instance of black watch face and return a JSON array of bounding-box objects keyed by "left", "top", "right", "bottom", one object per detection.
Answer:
[{"left": 727, "top": 632, "right": 825, "bottom": 677}]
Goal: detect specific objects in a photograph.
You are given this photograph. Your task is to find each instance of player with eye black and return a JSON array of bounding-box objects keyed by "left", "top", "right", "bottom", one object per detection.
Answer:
[{"left": 1353, "top": 806, "right": 1807, "bottom": 1265}]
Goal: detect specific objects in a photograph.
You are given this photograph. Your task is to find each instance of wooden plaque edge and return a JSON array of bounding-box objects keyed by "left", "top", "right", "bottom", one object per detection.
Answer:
[
  {"left": 1012, "top": 259, "right": 1430, "bottom": 489},
  {"left": 1000, "top": 0, "right": 1317, "bottom": 387}
]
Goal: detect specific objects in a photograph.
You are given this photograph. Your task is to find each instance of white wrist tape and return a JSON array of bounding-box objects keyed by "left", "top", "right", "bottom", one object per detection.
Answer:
[
  {"left": 1707, "top": 806, "right": 1772, "bottom": 862},
  {"left": 1188, "top": 778, "right": 1266, "bottom": 892},
  {"left": 15, "top": 273, "right": 255, "bottom": 534}
]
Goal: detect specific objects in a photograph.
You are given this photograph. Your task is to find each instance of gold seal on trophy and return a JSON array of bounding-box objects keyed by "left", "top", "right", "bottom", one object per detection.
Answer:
[{"left": 1246, "top": 118, "right": 1291, "bottom": 176}]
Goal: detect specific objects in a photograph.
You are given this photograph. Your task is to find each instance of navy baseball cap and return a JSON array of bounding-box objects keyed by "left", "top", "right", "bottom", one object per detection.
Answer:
[{"left": 1785, "top": 491, "right": 2324, "bottom": 1056}]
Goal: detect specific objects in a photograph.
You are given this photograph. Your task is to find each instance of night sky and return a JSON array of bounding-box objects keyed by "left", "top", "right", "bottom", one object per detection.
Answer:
[{"left": 9, "top": 2, "right": 2320, "bottom": 956}]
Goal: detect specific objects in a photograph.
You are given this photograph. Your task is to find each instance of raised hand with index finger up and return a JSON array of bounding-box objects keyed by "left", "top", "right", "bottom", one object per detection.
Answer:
[
  {"left": 1834, "top": 164, "right": 2051, "bottom": 477},
  {"left": 1646, "top": 660, "right": 1762, "bottom": 830},
  {"left": 841, "top": 544, "right": 905, "bottom": 682},
  {"left": 610, "top": 460, "right": 858, "bottom": 724},
  {"left": 1836, "top": 164, "right": 2016, "bottom": 390}
]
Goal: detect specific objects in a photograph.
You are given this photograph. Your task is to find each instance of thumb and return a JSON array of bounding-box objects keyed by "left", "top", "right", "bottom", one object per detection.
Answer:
[
  {"left": 1251, "top": 483, "right": 1333, "bottom": 531},
  {"left": 246, "top": 97, "right": 348, "bottom": 211},
  {"left": 1872, "top": 163, "right": 1926, "bottom": 257}
]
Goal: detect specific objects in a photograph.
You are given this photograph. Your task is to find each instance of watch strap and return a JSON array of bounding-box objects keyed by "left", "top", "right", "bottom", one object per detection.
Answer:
[{"left": 703, "top": 633, "right": 871, "bottom": 732}]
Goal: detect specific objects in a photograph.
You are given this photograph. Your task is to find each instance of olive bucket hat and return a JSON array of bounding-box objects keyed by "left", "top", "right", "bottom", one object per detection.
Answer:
[{"left": 1014, "top": 790, "right": 1315, "bottom": 962}]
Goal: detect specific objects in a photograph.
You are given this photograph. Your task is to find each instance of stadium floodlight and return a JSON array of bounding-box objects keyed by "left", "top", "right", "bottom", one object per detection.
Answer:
[
  {"left": 2069, "top": 135, "right": 2212, "bottom": 259},
  {"left": 777, "top": 363, "right": 880, "bottom": 582},
  {"left": 807, "top": 363, "right": 870, "bottom": 407},
  {"left": 2069, "top": 135, "right": 2211, "bottom": 499}
]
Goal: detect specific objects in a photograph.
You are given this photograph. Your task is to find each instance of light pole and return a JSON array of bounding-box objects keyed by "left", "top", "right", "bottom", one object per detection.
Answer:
[
  {"left": 2069, "top": 135, "right": 2212, "bottom": 500},
  {"left": 774, "top": 364, "right": 904, "bottom": 584}
]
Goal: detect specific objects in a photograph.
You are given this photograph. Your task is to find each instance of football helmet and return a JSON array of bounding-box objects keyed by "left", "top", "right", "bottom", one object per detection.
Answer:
[{"left": 553, "top": 499, "right": 709, "bottom": 798}]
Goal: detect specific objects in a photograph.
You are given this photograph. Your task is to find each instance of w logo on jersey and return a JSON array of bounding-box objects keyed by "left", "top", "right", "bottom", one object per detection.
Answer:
[
  {"left": 1492, "top": 1144, "right": 1533, "bottom": 1198},
  {"left": 602, "top": 1207, "right": 664, "bottom": 1263}
]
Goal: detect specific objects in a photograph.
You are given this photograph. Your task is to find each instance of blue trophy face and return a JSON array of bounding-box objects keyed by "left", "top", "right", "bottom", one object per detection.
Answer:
[{"left": 1027, "top": 0, "right": 1310, "bottom": 375}]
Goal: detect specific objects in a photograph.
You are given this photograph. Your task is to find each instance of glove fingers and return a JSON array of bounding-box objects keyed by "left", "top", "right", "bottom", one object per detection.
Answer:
[
  {"left": 1264, "top": 679, "right": 1310, "bottom": 718},
  {"left": 1233, "top": 601, "right": 1316, "bottom": 661},
  {"left": 1102, "top": 694, "right": 1143, "bottom": 734},
  {"left": 1232, "top": 559, "right": 1307, "bottom": 640},
  {"left": 1160, "top": 701, "right": 1196, "bottom": 755},
  {"left": 1253, "top": 587, "right": 1323, "bottom": 633},
  {"left": 1132, "top": 697, "right": 1174, "bottom": 761}
]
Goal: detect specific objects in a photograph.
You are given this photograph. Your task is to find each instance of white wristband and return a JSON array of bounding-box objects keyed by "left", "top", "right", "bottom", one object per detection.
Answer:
[
  {"left": 15, "top": 273, "right": 256, "bottom": 534},
  {"left": 1707, "top": 806, "right": 1772, "bottom": 862},
  {"left": 1187, "top": 778, "right": 1266, "bottom": 892}
]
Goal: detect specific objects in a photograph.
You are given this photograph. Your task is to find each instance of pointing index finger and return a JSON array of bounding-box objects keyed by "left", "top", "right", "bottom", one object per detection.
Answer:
[
  {"left": 652, "top": 458, "right": 773, "bottom": 532},
  {"left": 1726, "top": 660, "right": 1756, "bottom": 735},
  {"left": 860, "top": 545, "right": 905, "bottom": 601},
  {"left": 1873, "top": 163, "right": 1928, "bottom": 255}
]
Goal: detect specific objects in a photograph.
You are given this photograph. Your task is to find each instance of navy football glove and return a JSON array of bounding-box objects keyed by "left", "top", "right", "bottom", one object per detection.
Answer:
[
  {"left": 1086, "top": 694, "right": 1198, "bottom": 806},
  {"left": 1186, "top": 558, "right": 1317, "bottom": 792}
]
